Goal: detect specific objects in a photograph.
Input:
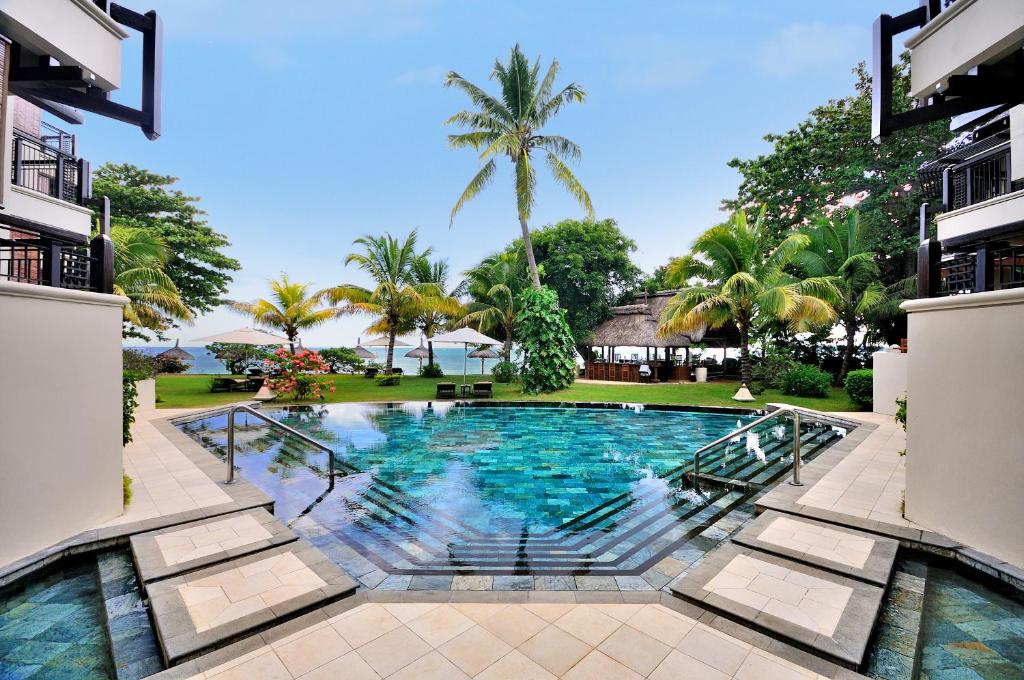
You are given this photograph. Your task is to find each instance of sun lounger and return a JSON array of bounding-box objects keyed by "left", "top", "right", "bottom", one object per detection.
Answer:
[
  {"left": 436, "top": 382, "right": 457, "bottom": 399},
  {"left": 471, "top": 381, "right": 493, "bottom": 398}
]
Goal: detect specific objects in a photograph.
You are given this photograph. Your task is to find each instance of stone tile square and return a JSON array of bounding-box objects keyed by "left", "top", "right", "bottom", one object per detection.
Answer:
[
  {"left": 388, "top": 650, "right": 470, "bottom": 680},
  {"left": 355, "top": 626, "right": 431, "bottom": 677},
  {"left": 523, "top": 603, "right": 575, "bottom": 623},
  {"left": 675, "top": 624, "right": 751, "bottom": 675},
  {"left": 331, "top": 604, "right": 402, "bottom": 648},
  {"left": 553, "top": 606, "right": 621, "bottom": 646},
  {"left": 479, "top": 605, "right": 548, "bottom": 647},
  {"left": 650, "top": 649, "right": 731, "bottom": 680},
  {"left": 562, "top": 649, "right": 642, "bottom": 680},
  {"left": 624, "top": 605, "right": 695, "bottom": 647},
  {"left": 274, "top": 625, "right": 349, "bottom": 677},
  {"left": 450, "top": 602, "right": 509, "bottom": 623},
  {"left": 438, "top": 625, "right": 512, "bottom": 676},
  {"left": 298, "top": 650, "right": 381, "bottom": 680},
  {"left": 406, "top": 604, "right": 475, "bottom": 647},
  {"left": 380, "top": 602, "right": 441, "bottom": 624},
  {"left": 597, "top": 624, "right": 671, "bottom": 676},
  {"left": 519, "top": 624, "right": 592, "bottom": 676},
  {"left": 475, "top": 649, "right": 556, "bottom": 680}
]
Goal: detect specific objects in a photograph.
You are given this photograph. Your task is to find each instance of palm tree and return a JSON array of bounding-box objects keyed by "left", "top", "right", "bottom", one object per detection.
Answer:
[
  {"left": 410, "top": 256, "right": 464, "bottom": 368},
  {"left": 445, "top": 44, "right": 593, "bottom": 290},
  {"left": 461, "top": 249, "right": 531, "bottom": 361},
  {"left": 111, "top": 226, "right": 192, "bottom": 335},
  {"left": 330, "top": 231, "right": 460, "bottom": 373},
  {"left": 229, "top": 275, "right": 339, "bottom": 353},
  {"left": 657, "top": 208, "right": 838, "bottom": 386},
  {"left": 795, "top": 210, "right": 887, "bottom": 382}
]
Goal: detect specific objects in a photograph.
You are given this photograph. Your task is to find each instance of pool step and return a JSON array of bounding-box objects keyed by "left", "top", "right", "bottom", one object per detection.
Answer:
[
  {"left": 135, "top": 512, "right": 357, "bottom": 666},
  {"left": 670, "top": 512, "right": 900, "bottom": 669}
]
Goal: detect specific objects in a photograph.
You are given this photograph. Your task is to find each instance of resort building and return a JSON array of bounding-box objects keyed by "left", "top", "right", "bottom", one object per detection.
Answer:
[
  {"left": 0, "top": 0, "right": 161, "bottom": 567},
  {"left": 872, "top": 0, "right": 1024, "bottom": 566}
]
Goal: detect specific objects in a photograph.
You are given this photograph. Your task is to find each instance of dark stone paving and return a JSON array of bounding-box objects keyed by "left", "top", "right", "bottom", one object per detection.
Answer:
[{"left": 96, "top": 551, "right": 163, "bottom": 680}]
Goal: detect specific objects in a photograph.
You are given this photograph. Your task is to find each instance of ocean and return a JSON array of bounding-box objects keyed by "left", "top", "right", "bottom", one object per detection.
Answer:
[{"left": 129, "top": 346, "right": 503, "bottom": 376}]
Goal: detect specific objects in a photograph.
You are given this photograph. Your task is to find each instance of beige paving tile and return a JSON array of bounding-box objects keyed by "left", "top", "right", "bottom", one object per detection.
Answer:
[
  {"left": 331, "top": 604, "right": 402, "bottom": 648},
  {"left": 297, "top": 651, "right": 381, "bottom": 680},
  {"left": 450, "top": 602, "right": 509, "bottom": 623},
  {"left": 650, "top": 649, "right": 731, "bottom": 680},
  {"left": 355, "top": 626, "right": 431, "bottom": 677},
  {"left": 734, "top": 648, "right": 818, "bottom": 680},
  {"left": 274, "top": 625, "right": 350, "bottom": 677},
  {"left": 675, "top": 624, "right": 751, "bottom": 675},
  {"left": 438, "top": 625, "right": 512, "bottom": 676},
  {"left": 381, "top": 602, "right": 441, "bottom": 624},
  {"left": 519, "top": 624, "right": 592, "bottom": 676},
  {"left": 589, "top": 603, "right": 645, "bottom": 623},
  {"left": 479, "top": 605, "right": 548, "bottom": 647},
  {"left": 553, "top": 605, "right": 622, "bottom": 647},
  {"left": 387, "top": 650, "right": 470, "bottom": 680},
  {"left": 523, "top": 602, "right": 575, "bottom": 623},
  {"left": 475, "top": 649, "right": 556, "bottom": 680},
  {"left": 625, "top": 605, "right": 696, "bottom": 647},
  {"left": 597, "top": 624, "right": 671, "bottom": 676},
  {"left": 206, "top": 650, "right": 290, "bottom": 680},
  {"left": 405, "top": 604, "right": 474, "bottom": 647},
  {"left": 562, "top": 649, "right": 642, "bottom": 680}
]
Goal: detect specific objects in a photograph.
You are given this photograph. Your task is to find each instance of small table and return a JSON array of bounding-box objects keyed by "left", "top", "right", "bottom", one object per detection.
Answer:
[{"left": 460, "top": 384, "right": 472, "bottom": 396}]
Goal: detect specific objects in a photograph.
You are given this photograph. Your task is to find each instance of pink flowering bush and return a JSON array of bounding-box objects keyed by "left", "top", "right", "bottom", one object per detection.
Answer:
[{"left": 265, "top": 348, "right": 337, "bottom": 401}]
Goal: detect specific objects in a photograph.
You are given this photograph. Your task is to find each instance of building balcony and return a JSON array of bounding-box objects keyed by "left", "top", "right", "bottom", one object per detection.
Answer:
[
  {"left": 11, "top": 122, "right": 90, "bottom": 207},
  {"left": 936, "top": 142, "right": 1024, "bottom": 241},
  {"left": 904, "top": 0, "right": 1024, "bottom": 101},
  {"left": 0, "top": 222, "right": 101, "bottom": 292}
]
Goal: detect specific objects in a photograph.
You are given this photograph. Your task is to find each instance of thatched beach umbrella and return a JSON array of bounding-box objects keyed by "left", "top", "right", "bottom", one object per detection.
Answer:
[
  {"left": 155, "top": 339, "right": 194, "bottom": 363},
  {"left": 467, "top": 346, "right": 499, "bottom": 374},
  {"left": 353, "top": 338, "right": 376, "bottom": 361},
  {"left": 405, "top": 338, "right": 430, "bottom": 372},
  {"left": 429, "top": 327, "right": 502, "bottom": 386}
]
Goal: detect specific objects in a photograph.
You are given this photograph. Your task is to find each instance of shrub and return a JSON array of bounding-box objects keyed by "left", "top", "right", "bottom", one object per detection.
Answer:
[
  {"left": 208, "top": 342, "right": 273, "bottom": 375},
  {"left": 265, "top": 349, "right": 336, "bottom": 400},
  {"left": 752, "top": 349, "right": 797, "bottom": 389},
  {"left": 364, "top": 362, "right": 383, "bottom": 377},
  {"left": 122, "top": 348, "right": 156, "bottom": 378},
  {"left": 122, "top": 372, "right": 139, "bottom": 445},
  {"left": 780, "top": 364, "right": 832, "bottom": 398},
  {"left": 895, "top": 394, "right": 907, "bottom": 432},
  {"left": 516, "top": 287, "right": 577, "bottom": 394},
  {"left": 123, "top": 473, "right": 133, "bottom": 507},
  {"left": 154, "top": 356, "right": 189, "bottom": 374},
  {"left": 491, "top": 360, "right": 517, "bottom": 383},
  {"left": 844, "top": 369, "right": 874, "bottom": 409},
  {"left": 320, "top": 347, "right": 364, "bottom": 374},
  {"left": 375, "top": 373, "right": 402, "bottom": 386},
  {"left": 420, "top": 363, "right": 444, "bottom": 378}
]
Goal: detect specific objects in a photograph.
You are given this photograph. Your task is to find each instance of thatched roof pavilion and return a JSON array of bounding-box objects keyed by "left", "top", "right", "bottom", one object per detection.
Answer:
[
  {"left": 154, "top": 339, "right": 193, "bottom": 362},
  {"left": 589, "top": 291, "right": 705, "bottom": 348}
]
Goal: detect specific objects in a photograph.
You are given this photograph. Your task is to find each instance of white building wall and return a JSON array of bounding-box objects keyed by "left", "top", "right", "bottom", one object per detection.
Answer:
[
  {"left": 872, "top": 351, "right": 908, "bottom": 417},
  {"left": 902, "top": 289, "right": 1024, "bottom": 568},
  {"left": 0, "top": 281, "right": 127, "bottom": 568}
]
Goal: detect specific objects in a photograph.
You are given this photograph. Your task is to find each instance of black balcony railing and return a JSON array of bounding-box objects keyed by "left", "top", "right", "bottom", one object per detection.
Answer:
[
  {"left": 944, "top": 144, "right": 1019, "bottom": 212},
  {"left": 992, "top": 245, "right": 1024, "bottom": 291},
  {"left": 0, "top": 225, "right": 97, "bottom": 290},
  {"left": 938, "top": 253, "right": 977, "bottom": 296},
  {"left": 10, "top": 129, "right": 90, "bottom": 205}
]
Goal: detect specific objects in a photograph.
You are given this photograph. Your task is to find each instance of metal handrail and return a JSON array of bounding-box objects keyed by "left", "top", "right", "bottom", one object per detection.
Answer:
[
  {"left": 225, "top": 404, "right": 334, "bottom": 483},
  {"left": 692, "top": 406, "right": 803, "bottom": 487}
]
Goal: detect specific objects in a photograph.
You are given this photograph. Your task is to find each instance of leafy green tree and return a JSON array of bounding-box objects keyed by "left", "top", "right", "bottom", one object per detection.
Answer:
[
  {"left": 641, "top": 263, "right": 672, "bottom": 294},
  {"left": 462, "top": 250, "right": 531, "bottom": 361},
  {"left": 517, "top": 287, "right": 577, "bottom": 394},
  {"left": 92, "top": 163, "right": 241, "bottom": 315},
  {"left": 410, "top": 256, "right": 464, "bottom": 367},
  {"left": 507, "top": 218, "right": 642, "bottom": 357},
  {"left": 229, "top": 275, "right": 339, "bottom": 353},
  {"left": 445, "top": 44, "right": 593, "bottom": 290},
  {"left": 657, "top": 208, "right": 838, "bottom": 386},
  {"left": 330, "top": 231, "right": 460, "bottom": 372},
  {"left": 723, "top": 57, "right": 950, "bottom": 287},
  {"left": 795, "top": 210, "right": 887, "bottom": 382},
  {"left": 111, "top": 226, "right": 192, "bottom": 338},
  {"left": 319, "top": 348, "right": 365, "bottom": 374},
  {"left": 207, "top": 343, "right": 273, "bottom": 375}
]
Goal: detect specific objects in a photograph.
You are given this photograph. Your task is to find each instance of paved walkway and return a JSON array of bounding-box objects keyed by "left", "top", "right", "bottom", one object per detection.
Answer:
[
  {"left": 165, "top": 602, "right": 841, "bottom": 680},
  {"left": 103, "top": 408, "right": 231, "bottom": 527}
]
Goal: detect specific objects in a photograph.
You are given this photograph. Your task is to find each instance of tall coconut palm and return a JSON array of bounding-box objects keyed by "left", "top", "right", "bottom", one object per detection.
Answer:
[
  {"left": 410, "top": 256, "right": 464, "bottom": 368},
  {"left": 658, "top": 208, "right": 839, "bottom": 386},
  {"left": 795, "top": 210, "right": 887, "bottom": 381},
  {"left": 445, "top": 44, "right": 593, "bottom": 290},
  {"left": 330, "top": 231, "right": 460, "bottom": 373},
  {"left": 111, "top": 226, "right": 192, "bottom": 335},
  {"left": 461, "top": 249, "right": 531, "bottom": 361},
  {"left": 229, "top": 275, "right": 339, "bottom": 353}
]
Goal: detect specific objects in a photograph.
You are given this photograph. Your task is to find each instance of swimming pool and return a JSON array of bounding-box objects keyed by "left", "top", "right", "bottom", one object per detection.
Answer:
[{"left": 177, "top": 402, "right": 845, "bottom": 579}]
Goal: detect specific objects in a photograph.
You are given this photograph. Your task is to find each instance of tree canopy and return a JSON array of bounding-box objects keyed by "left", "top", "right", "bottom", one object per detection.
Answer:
[
  {"left": 723, "top": 58, "right": 950, "bottom": 286},
  {"left": 92, "top": 163, "right": 241, "bottom": 316}
]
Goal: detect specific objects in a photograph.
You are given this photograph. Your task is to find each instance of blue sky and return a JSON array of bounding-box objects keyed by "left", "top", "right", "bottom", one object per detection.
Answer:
[{"left": 88, "top": 0, "right": 897, "bottom": 346}]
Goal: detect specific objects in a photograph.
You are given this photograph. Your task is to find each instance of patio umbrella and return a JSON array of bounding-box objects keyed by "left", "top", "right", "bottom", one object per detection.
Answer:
[
  {"left": 154, "top": 339, "right": 194, "bottom": 363},
  {"left": 352, "top": 338, "right": 376, "bottom": 360},
  {"left": 192, "top": 327, "right": 290, "bottom": 346},
  {"left": 405, "top": 338, "right": 430, "bottom": 372},
  {"left": 429, "top": 327, "right": 501, "bottom": 386},
  {"left": 363, "top": 336, "right": 412, "bottom": 348},
  {"left": 467, "top": 346, "right": 499, "bottom": 374}
]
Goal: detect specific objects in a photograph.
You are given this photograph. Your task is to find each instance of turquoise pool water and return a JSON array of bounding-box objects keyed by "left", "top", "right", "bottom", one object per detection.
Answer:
[{"left": 177, "top": 403, "right": 844, "bottom": 578}]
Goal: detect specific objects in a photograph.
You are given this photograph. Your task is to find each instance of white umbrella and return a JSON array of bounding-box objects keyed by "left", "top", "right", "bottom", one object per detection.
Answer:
[
  {"left": 363, "top": 335, "right": 412, "bottom": 348},
  {"left": 192, "top": 327, "right": 290, "bottom": 346},
  {"left": 430, "top": 328, "right": 501, "bottom": 386}
]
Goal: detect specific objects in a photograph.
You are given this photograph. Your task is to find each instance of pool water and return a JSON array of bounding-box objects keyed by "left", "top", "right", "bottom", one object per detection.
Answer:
[{"left": 178, "top": 403, "right": 844, "bottom": 577}]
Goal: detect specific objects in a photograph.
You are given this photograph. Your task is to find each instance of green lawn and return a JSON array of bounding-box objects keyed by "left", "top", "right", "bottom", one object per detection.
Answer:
[{"left": 155, "top": 373, "right": 858, "bottom": 412}]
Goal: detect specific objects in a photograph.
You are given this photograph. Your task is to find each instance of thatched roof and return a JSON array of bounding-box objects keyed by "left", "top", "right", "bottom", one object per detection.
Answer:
[
  {"left": 155, "top": 339, "right": 193, "bottom": 361},
  {"left": 587, "top": 291, "right": 740, "bottom": 348}
]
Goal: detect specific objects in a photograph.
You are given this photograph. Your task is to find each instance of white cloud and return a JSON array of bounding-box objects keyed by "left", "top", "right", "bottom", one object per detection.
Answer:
[
  {"left": 392, "top": 65, "right": 446, "bottom": 86},
  {"left": 755, "top": 23, "right": 868, "bottom": 78}
]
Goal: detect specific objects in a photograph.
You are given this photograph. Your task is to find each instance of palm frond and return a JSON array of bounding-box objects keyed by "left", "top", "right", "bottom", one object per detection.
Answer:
[
  {"left": 450, "top": 159, "right": 496, "bottom": 225},
  {"left": 545, "top": 152, "right": 593, "bottom": 219}
]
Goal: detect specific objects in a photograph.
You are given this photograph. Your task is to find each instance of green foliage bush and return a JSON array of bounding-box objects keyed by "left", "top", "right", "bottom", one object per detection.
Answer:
[
  {"left": 491, "top": 361, "right": 517, "bottom": 383},
  {"left": 752, "top": 350, "right": 797, "bottom": 389},
  {"left": 781, "top": 364, "right": 832, "bottom": 398},
  {"left": 154, "top": 356, "right": 189, "bottom": 374},
  {"left": 320, "top": 347, "right": 364, "bottom": 374},
  {"left": 516, "top": 287, "right": 577, "bottom": 394},
  {"left": 123, "top": 473, "right": 133, "bottom": 507},
  {"left": 844, "top": 369, "right": 874, "bottom": 409},
  {"left": 375, "top": 373, "right": 402, "bottom": 386},
  {"left": 420, "top": 363, "right": 444, "bottom": 378},
  {"left": 208, "top": 342, "right": 272, "bottom": 375},
  {"left": 122, "top": 373, "right": 139, "bottom": 445},
  {"left": 122, "top": 348, "right": 156, "bottom": 378}
]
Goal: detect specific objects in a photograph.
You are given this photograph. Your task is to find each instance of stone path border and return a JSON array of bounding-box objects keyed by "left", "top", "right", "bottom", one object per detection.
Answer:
[
  {"left": 671, "top": 543, "right": 884, "bottom": 669},
  {"left": 147, "top": 540, "right": 357, "bottom": 666},
  {"left": 131, "top": 508, "right": 298, "bottom": 585},
  {"left": 731, "top": 510, "right": 898, "bottom": 587}
]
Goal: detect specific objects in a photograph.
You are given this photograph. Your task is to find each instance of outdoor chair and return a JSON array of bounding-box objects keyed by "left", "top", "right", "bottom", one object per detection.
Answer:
[
  {"left": 392, "top": 367, "right": 403, "bottom": 375},
  {"left": 364, "top": 367, "right": 379, "bottom": 378},
  {"left": 471, "top": 382, "right": 493, "bottom": 398},
  {"left": 639, "top": 364, "right": 652, "bottom": 383},
  {"left": 436, "top": 382, "right": 457, "bottom": 399},
  {"left": 210, "top": 377, "right": 247, "bottom": 393}
]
